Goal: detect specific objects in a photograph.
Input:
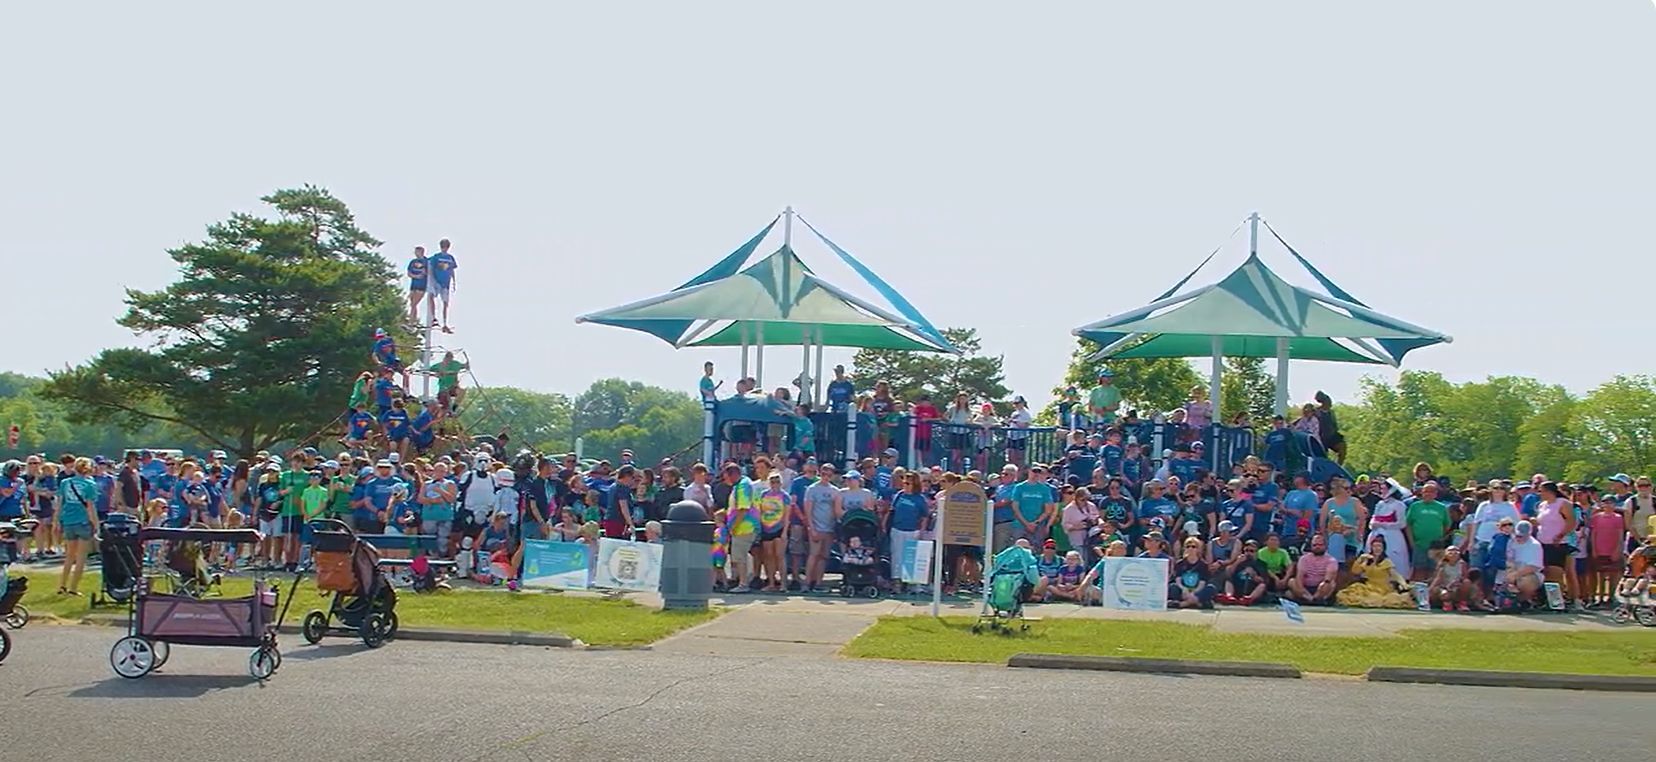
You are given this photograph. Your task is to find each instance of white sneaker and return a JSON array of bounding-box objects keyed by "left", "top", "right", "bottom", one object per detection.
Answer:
[{"left": 730, "top": 585, "right": 751, "bottom": 594}]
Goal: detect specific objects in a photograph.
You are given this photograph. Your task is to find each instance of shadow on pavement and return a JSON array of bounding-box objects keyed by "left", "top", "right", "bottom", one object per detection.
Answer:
[{"left": 69, "top": 674, "right": 260, "bottom": 699}]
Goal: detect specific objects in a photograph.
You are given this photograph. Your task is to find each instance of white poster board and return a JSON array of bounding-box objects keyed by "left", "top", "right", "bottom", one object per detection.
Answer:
[
  {"left": 594, "top": 538, "right": 664, "bottom": 592},
  {"left": 1098, "top": 556, "right": 1169, "bottom": 611},
  {"left": 899, "top": 539, "right": 933, "bottom": 585},
  {"left": 519, "top": 540, "right": 590, "bottom": 590}
]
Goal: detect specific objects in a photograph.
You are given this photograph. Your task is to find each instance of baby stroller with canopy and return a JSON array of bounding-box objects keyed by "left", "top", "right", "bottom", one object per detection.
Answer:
[
  {"left": 301, "top": 519, "right": 397, "bottom": 648},
  {"left": 94, "top": 513, "right": 144, "bottom": 607},
  {"left": 974, "top": 545, "right": 1035, "bottom": 635},
  {"left": 835, "top": 508, "right": 883, "bottom": 598},
  {"left": 0, "top": 519, "right": 37, "bottom": 663}
]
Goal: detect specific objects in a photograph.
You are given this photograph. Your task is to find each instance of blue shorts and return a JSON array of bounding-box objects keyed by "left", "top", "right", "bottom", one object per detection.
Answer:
[
  {"left": 410, "top": 280, "right": 428, "bottom": 294},
  {"left": 61, "top": 523, "right": 94, "bottom": 542}
]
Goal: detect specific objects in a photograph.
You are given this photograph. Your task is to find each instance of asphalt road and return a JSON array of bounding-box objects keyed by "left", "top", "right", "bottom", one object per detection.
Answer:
[{"left": 4, "top": 626, "right": 1651, "bottom": 761}]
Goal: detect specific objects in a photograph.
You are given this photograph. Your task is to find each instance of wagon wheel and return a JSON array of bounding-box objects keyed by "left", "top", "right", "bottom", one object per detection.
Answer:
[
  {"left": 110, "top": 636, "right": 156, "bottom": 679},
  {"left": 0, "top": 627, "right": 10, "bottom": 663},
  {"left": 151, "top": 640, "right": 170, "bottom": 669},
  {"left": 1637, "top": 607, "right": 1656, "bottom": 628},
  {"left": 384, "top": 611, "right": 400, "bottom": 641}
]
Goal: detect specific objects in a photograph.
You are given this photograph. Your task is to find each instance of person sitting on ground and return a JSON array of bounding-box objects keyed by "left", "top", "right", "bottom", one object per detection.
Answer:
[
  {"left": 1049, "top": 550, "right": 1089, "bottom": 602},
  {"left": 1034, "top": 539, "right": 1063, "bottom": 599},
  {"left": 1337, "top": 535, "right": 1413, "bottom": 609},
  {"left": 1170, "top": 536, "right": 1216, "bottom": 609},
  {"left": 1255, "top": 532, "right": 1293, "bottom": 597},
  {"left": 1206, "top": 519, "right": 1242, "bottom": 592},
  {"left": 1223, "top": 538, "right": 1269, "bottom": 605},
  {"left": 1428, "top": 545, "right": 1472, "bottom": 611},
  {"left": 1288, "top": 533, "right": 1339, "bottom": 605},
  {"left": 1136, "top": 530, "right": 1171, "bottom": 561},
  {"left": 1500, "top": 519, "right": 1545, "bottom": 608}
]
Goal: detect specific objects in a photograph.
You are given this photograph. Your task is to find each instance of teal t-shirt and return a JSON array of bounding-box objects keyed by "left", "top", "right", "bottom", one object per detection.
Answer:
[
  {"left": 56, "top": 475, "right": 100, "bottom": 526},
  {"left": 1010, "top": 481, "right": 1053, "bottom": 524}
]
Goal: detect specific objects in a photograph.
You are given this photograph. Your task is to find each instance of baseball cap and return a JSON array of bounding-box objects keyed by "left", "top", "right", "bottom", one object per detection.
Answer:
[
  {"left": 1191, "top": 441, "right": 1205, "bottom": 450},
  {"left": 844, "top": 471, "right": 862, "bottom": 481},
  {"left": 882, "top": 448, "right": 899, "bottom": 457},
  {"left": 1217, "top": 520, "right": 1236, "bottom": 533},
  {"left": 1144, "top": 530, "right": 1165, "bottom": 542},
  {"left": 620, "top": 449, "right": 634, "bottom": 457},
  {"left": 322, "top": 460, "right": 340, "bottom": 469},
  {"left": 375, "top": 460, "right": 393, "bottom": 469},
  {"left": 388, "top": 452, "right": 401, "bottom": 463},
  {"left": 1042, "top": 538, "right": 1057, "bottom": 549},
  {"left": 1097, "top": 368, "right": 1114, "bottom": 378},
  {"left": 1610, "top": 473, "right": 1632, "bottom": 485},
  {"left": 139, "top": 449, "right": 153, "bottom": 458}
]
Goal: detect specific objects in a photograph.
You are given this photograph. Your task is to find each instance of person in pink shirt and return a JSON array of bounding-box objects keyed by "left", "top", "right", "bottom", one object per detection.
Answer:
[
  {"left": 1287, "top": 533, "right": 1339, "bottom": 604},
  {"left": 1586, "top": 494, "right": 1626, "bottom": 607}
]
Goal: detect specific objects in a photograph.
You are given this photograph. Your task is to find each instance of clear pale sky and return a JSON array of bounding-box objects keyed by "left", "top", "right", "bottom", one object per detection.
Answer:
[{"left": 7, "top": 2, "right": 1654, "bottom": 410}]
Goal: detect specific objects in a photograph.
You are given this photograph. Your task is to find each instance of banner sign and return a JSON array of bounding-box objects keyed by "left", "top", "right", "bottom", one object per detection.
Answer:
[
  {"left": 1098, "top": 556, "right": 1168, "bottom": 611},
  {"left": 595, "top": 538, "right": 664, "bottom": 592},
  {"left": 899, "top": 539, "right": 933, "bottom": 584},
  {"left": 520, "top": 540, "right": 590, "bottom": 590},
  {"left": 939, "top": 483, "right": 987, "bottom": 546}
]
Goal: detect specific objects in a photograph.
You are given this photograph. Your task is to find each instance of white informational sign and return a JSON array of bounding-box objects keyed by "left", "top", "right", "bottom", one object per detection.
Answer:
[
  {"left": 594, "top": 538, "right": 663, "bottom": 592},
  {"left": 899, "top": 539, "right": 933, "bottom": 585},
  {"left": 1098, "top": 556, "right": 1169, "bottom": 611}
]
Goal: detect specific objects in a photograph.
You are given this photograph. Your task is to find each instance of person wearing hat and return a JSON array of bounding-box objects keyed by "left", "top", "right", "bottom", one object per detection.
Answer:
[
  {"left": 371, "top": 327, "right": 411, "bottom": 392},
  {"left": 1503, "top": 519, "right": 1545, "bottom": 604},
  {"left": 1006, "top": 463, "right": 1056, "bottom": 548},
  {"left": 1136, "top": 530, "right": 1170, "bottom": 561},
  {"left": 1467, "top": 479, "right": 1520, "bottom": 570},
  {"left": 1206, "top": 519, "right": 1242, "bottom": 591},
  {"left": 1223, "top": 537, "right": 1269, "bottom": 606},
  {"left": 1627, "top": 476, "right": 1655, "bottom": 550},
  {"left": 801, "top": 462, "right": 843, "bottom": 592},
  {"left": 1171, "top": 535, "right": 1217, "bottom": 608},
  {"left": 1087, "top": 368, "right": 1122, "bottom": 425}
]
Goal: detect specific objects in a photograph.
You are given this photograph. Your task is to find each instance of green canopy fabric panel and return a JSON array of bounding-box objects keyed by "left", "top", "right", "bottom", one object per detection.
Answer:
[
  {"left": 1105, "top": 334, "right": 1385, "bottom": 364},
  {"left": 689, "top": 321, "right": 950, "bottom": 352}
]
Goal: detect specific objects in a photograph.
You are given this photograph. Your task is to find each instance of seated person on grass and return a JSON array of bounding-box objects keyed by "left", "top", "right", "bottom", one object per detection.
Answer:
[
  {"left": 1220, "top": 538, "right": 1269, "bottom": 605},
  {"left": 1048, "top": 550, "right": 1089, "bottom": 602},
  {"left": 1288, "top": 533, "right": 1339, "bottom": 605}
]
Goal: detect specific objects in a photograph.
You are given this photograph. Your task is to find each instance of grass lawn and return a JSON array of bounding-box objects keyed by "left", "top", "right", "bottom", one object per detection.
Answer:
[
  {"left": 14, "top": 570, "right": 718, "bottom": 647},
  {"left": 844, "top": 616, "right": 1656, "bottom": 676}
]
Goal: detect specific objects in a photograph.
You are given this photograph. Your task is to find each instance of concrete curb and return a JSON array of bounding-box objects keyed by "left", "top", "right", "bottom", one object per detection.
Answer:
[
  {"left": 1366, "top": 667, "right": 1656, "bottom": 693},
  {"left": 74, "top": 614, "right": 575, "bottom": 648},
  {"left": 1009, "top": 653, "right": 1301, "bottom": 679}
]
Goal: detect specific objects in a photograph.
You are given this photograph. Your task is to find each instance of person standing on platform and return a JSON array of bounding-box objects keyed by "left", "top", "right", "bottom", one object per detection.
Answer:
[{"left": 429, "top": 238, "right": 458, "bottom": 334}]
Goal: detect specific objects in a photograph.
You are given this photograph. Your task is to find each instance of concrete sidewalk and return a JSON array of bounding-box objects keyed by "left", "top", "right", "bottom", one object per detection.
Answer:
[{"left": 644, "top": 591, "right": 1626, "bottom": 657}]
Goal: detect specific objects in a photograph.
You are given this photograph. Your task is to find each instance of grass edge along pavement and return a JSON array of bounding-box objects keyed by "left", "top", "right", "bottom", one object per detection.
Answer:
[
  {"left": 843, "top": 616, "right": 1656, "bottom": 678},
  {"left": 15, "top": 570, "right": 720, "bottom": 647}
]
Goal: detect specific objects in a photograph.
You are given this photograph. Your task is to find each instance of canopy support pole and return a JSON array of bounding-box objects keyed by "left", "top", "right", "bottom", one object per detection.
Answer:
[
  {"left": 756, "top": 322, "right": 765, "bottom": 388},
  {"left": 801, "top": 326, "right": 812, "bottom": 405},
  {"left": 1274, "top": 336, "right": 1291, "bottom": 417},
  {"left": 814, "top": 339, "right": 825, "bottom": 407},
  {"left": 1209, "top": 335, "right": 1223, "bottom": 467},
  {"left": 740, "top": 322, "right": 750, "bottom": 381}
]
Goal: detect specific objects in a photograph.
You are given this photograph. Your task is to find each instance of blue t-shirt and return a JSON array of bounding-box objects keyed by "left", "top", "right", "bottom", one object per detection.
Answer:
[
  {"left": 384, "top": 409, "right": 410, "bottom": 439},
  {"left": 1262, "top": 429, "right": 1292, "bottom": 469},
  {"left": 1519, "top": 492, "right": 1541, "bottom": 519},
  {"left": 1095, "top": 495, "right": 1134, "bottom": 525},
  {"left": 410, "top": 410, "right": 434, "bottom": 443},
  {"left": 699, "top": 375, "right": 717, "bottom": 399},
  {"left": 1099, "top": 444, "right": 1124, "bottom": 477},
  {"left": 826, "top": 380, "right": 855, "bottom": 412},
  {"left": 993, "top": 484, "right": 1016, "bottom": 524},
  {"left": 94, "top": 473, "right": 116, "bottom": 516},
  {"left": 874, "top": 466, "right": 896, "bottom": 500},
  {"left": 1168, "top": 458, "right": 1201, "bottom": 485},
  {"left": 788, "top": 476, "right": 813, "bottom": 519},
  {"left": 1251, "top": 482, "right": 1280, "bottom": 507},
  {"left": 349, "top": 410, "right": 375, "bottom": 439},
  {"left": 1222, "top": 499, "right": 1254, "bottom": 533},
  {"left": 606, "top": 482, "right": 631, "bottom": 522},
  {"left": 56, "top": 476, "right": 99, "bottom": 526},
  {"left": 373, "top": 337, "right": 399, "bottom": 365},
  {"left": 365, "top": 477, "right": 402, "bottom": 514},
  {"left": 373, "top": 378, "right": 398, "bottom": 410},
  {"left": 1282, "top": 489, "right": 1319, "bottom": 536},
  {"left": 407, "top": 257, "right": 429, "bottom": 290},
  {"left": 889, "top": 492, "right": 929, "bottom": 533},
  {"left": 1139, "top": 496, "right": 1177, "bottom": 526},
  {"left": 429, "top": 252, "right": 457, "bottom": 287},
  {"left": 0, "top": 477, "right": 24, "bottom": 518},
  {"left": 1010, "top": 481, "right": 1053, "bottom": 524},
  {"left": 1121, "top": 457, "right": 1142, "bottom": 485}
]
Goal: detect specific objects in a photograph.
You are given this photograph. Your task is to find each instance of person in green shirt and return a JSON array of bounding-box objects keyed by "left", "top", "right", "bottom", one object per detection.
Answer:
[
  {"left": 325, "top": 461, "right": 356, "bottom": 517},
  {"left": 1087, "top": 369, "right": 1122, "bottom": 425},
  {"left": 300, "top": 472, "right": 329, "bottom": 522},
  {"left": 276, "top": 455, "right": 313, "bottom": 570},
  {"left": 431, "top": 351, "right": 468, "bottom": 413},
  {"left": 346, "top": 370, "right": 373, "bottom": 411},
  {"left": 1256, "top": 532, "right": 1293, "bottom": 594},
  {"left": 1404, "top": 482, "right": 1452, "bottom": 581}
]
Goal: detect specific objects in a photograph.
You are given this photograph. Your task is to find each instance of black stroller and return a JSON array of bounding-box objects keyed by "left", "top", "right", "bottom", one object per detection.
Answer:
[
  {"left": 301, "top": 519, "right": 398, "bottom": 648},
  {"left": 834, "top": 508, "right": 884, "bottom": 599},
  {"left": 94, "top": 513, "right": 144, "bottom": 607},
  {"left": 1, "top": 519, "right": 36, "bottom": 663}
]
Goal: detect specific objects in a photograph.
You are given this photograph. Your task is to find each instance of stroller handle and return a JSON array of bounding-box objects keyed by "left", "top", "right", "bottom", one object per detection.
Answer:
[{"left": 307, "top": 518, "right": 353, "bottom": 534}]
